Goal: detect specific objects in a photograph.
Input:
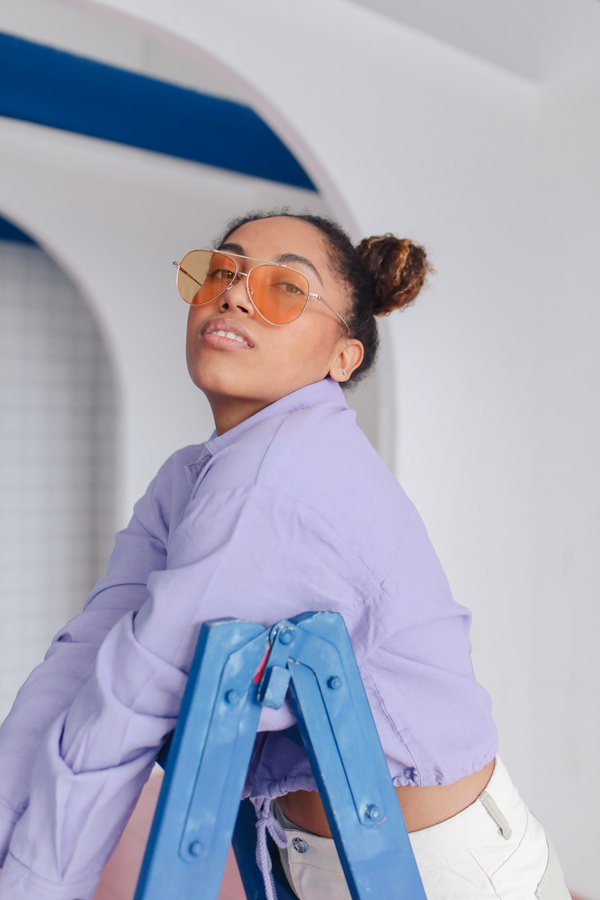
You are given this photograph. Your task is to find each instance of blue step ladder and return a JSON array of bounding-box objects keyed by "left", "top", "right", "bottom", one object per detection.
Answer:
[{"left": 133, "top": 611, "right": 427, "bottom": 900}]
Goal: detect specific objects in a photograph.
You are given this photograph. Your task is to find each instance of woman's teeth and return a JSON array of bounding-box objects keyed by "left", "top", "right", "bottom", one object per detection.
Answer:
[{"left": 212, "top": 330, "right": 248, "bottom": 346}]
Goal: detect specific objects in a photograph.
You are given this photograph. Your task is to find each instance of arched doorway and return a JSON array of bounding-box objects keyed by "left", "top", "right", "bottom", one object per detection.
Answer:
[{"left": 0, "top": 219, "right": 118, "bottom": 718}]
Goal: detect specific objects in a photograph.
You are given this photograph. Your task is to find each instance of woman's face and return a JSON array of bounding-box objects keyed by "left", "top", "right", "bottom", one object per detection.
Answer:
[{"left": 186, "top": 216, "right": 364, "bottom": 433}]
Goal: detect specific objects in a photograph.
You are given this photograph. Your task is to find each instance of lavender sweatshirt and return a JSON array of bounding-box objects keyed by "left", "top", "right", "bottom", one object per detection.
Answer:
[{"left": 0, "top": 377, "right": 497, "bottom": 899}]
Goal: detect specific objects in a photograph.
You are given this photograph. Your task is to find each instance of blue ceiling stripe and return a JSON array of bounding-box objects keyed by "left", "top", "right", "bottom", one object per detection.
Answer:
[
  {"left": 0, "top": 32, "right": 316, "bottom": 191},
  {"left": 0, "top": 215, "right": 36, "bottom": 244}
]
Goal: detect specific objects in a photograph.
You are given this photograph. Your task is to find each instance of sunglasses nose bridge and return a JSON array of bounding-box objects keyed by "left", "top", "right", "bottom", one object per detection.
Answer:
[{"left": 221, "top": 269, "right": 256, "bottom": 313}]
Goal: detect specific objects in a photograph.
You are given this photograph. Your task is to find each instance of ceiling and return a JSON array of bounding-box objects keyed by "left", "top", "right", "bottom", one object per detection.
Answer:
[
  {"left": 347, "top": 0, "right": 600, "bottom": 83},
  {"left": 1, "top": 0, "right": 600, "bottom": 95}
]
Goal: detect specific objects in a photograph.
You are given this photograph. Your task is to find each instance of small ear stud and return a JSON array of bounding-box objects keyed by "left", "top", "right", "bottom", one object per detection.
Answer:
[{"left": 342, "top": 369, "right": 348, "bottom": 377}]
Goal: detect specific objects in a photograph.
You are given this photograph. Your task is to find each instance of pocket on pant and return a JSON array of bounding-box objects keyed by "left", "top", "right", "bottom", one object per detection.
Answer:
[
  {"left": 489, "top": 808, "right": 545, "bottom": 896},
  {"left": 286, "top": 855, "right": 351, "bottom": 900},
  {"left": 534, "top": 839, "right": 571, "bottom": 900}
]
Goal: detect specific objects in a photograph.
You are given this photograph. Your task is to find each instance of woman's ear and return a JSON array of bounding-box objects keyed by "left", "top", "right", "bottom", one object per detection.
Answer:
[{"left": 329, "top": 339, "right": 364, "bottom": 383}]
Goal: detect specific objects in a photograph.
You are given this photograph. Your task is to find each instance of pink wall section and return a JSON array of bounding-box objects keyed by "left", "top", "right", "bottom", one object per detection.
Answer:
[{"left": 93, "top": 772, "right": 244, "bottom": 900}]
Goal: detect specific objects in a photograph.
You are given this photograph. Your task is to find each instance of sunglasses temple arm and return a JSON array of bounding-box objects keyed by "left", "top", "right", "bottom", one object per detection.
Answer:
[{"left": 313, "top": 293, "right": 350, "bottom": 332}]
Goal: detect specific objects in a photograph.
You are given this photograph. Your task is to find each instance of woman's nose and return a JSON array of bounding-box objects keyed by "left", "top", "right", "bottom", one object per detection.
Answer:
[{"left": 219, "top": 273, "right": 255, "bottom": 315}]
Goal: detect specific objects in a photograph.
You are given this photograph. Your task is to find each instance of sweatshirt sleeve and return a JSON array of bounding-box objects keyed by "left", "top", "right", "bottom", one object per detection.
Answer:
[
  {"left": 0, "top": 484, "right": 366, "bottom": 900},
  {"left": 0, "top": 466, "right": 171, "bottom": 865}
]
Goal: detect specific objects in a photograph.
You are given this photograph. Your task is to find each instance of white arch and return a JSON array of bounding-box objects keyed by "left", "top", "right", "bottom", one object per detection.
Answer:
[
  {"left": 0, "top": 4, "right": 399, "bottom": 506},
  {"left": 74, "top": 0, "right": 396, "bottom": 453}
]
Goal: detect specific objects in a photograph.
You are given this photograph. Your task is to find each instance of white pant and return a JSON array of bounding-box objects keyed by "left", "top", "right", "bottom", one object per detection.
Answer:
[{"left": 274, "top": 758, "right": 570, "bottom": 900}]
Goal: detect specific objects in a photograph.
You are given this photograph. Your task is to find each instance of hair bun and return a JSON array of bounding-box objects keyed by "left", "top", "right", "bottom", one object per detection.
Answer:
[{"left": 357, "top": 234, "right": 431, "bottom": 316}]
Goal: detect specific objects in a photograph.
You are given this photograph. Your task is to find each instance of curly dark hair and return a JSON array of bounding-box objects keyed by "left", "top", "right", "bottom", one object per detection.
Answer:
[{"left": 216, "top": 210, "right": 432, "bottom": 385}]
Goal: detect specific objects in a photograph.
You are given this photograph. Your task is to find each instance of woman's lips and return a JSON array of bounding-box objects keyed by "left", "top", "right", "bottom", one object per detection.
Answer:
[{"left": 200, "top": 318, "right": 254, "bottom": 349}]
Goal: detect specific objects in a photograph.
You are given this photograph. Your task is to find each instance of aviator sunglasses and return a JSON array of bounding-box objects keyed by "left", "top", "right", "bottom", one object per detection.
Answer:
[{"left": 173, "top": 249, "right": 349, "bottom": 329}]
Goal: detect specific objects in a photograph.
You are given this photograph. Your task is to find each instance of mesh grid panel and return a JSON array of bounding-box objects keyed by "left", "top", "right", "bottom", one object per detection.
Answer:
[{"left": 0, "top": 240, "right": 118, "bottom": 720}]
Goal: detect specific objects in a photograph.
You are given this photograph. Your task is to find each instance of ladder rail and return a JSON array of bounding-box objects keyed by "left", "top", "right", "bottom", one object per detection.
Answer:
[
  {"left": 134, "top": 611, "right": 427, "bottom": 900},
  {"left": 134, "top": 618, "right": 267, "bottom": 900},
  {"left": 265, "top": 613, "right": 427, "bottom": 900}
]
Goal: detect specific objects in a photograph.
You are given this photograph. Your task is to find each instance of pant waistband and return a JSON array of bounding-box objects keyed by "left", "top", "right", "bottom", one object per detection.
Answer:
[
  {"left": 275, "top": 757, "right": 525, "bottom": 870},
  {"left": 407, "top": 756, "right": 527, "bottom": 866}
]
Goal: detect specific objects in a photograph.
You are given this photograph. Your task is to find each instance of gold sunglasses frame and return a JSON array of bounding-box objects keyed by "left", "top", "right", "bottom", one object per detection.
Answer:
[{"left": 173, "top": 250, "right": 349, "bottom": 330}]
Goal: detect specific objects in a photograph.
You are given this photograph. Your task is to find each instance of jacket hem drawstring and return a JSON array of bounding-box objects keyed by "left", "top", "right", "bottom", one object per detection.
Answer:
[{"left": 254, "top": 797, "right": 288, "bottom": 900}]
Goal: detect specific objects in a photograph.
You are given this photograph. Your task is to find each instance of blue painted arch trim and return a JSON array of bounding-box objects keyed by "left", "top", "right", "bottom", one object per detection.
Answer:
[
  {"left": 0, "top": 32, "right": 316, "bottom": 192},
  {"left": 0, "top": 217, "right": 36, "bottom": 244}
]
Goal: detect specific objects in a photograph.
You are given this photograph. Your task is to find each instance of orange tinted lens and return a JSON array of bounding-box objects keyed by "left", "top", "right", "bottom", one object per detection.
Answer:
[
  {"left": 248, "top": 265, "right": 309, "bottom": 324},
  {"left": 176, "top": 251, "right": 235, "bottom": 305}
]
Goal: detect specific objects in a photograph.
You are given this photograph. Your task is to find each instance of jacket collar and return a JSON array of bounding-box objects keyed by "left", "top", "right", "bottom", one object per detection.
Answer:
[{"left": 204, "top": 377, "right": 346, "bottom": 457}]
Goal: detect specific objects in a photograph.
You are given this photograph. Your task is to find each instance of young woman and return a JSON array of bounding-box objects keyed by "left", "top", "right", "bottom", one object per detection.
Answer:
[{"left": 0, "top": 213, "right": 570, "bottom": 900}]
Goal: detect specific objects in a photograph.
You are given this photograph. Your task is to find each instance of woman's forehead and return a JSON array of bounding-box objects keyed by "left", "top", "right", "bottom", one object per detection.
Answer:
[{"left": 225, "top": 216, "right": 329, "bottom": 266}]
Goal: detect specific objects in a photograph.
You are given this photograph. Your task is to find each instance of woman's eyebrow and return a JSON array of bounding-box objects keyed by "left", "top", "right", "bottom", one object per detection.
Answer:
[
  {"left": 217, "top": 244, "right": 323, "bottom": 286},
  {"left": 275, "top": 252, "right": 323, "bottom": 285},
  {"left": 219, "top": 241, "right": 244, "bottom": 255}
]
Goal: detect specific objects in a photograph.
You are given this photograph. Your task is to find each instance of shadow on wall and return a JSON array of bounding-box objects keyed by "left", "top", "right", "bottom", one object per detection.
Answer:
[{"left": 0, "top": 220, "right": 118, "bottom": 719}]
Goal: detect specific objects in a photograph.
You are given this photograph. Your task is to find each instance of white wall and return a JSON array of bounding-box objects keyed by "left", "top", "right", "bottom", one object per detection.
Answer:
[
  {"left": 2, "top": 0, "right": 599, "bottom": 894},
  {"left": 531, "top": 62, "right": 600, "bottom": 896}
]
